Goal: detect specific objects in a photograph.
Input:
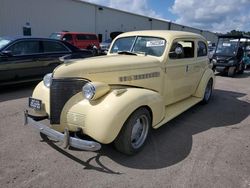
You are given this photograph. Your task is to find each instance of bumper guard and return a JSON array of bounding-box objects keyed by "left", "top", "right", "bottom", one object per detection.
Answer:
[{"left": 24, "top": 110, "right": 101, "bottom": 151}]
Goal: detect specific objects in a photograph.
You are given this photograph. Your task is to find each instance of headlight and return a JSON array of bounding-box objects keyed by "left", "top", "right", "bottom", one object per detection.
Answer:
[
  {"left": 43, "top": 73, "right": 52, "bottom": 88},
  {"left": 212, "top": 59, "right": 217, "bottom": 64},
  {"left": 82, "top": 82, "right": 110, "bottom": 100},
  {"left": 82, "top": 83, "right": 96, "bottom": 100}
]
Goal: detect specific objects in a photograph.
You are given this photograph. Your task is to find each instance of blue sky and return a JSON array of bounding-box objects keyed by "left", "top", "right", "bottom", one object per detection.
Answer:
[
  {"left": 85, "top": 0, "right": 250, "bottom": 33},
  {"left": 147, "top": 0, "right": 176, "bottom": 21}
]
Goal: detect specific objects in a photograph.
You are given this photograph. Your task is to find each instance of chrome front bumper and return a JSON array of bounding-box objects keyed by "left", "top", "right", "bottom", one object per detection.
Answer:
[{"left": 24, "top": 110, "right": 101, "bottom": 151}]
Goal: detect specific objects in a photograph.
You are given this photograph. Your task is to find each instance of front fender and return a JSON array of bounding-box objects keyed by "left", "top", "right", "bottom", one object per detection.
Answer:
[
  {"left": 194, "top": 69, "right": 215, "bottom": 98},
  {"left": 62, "top": 88, "right": 165, "bottom": 144}
]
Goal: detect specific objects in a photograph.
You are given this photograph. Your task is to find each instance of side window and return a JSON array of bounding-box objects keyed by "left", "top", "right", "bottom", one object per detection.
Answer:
[
  {"left": 62, "top": 34, "right": 73, "bottom": 41},
  {"left": 76, "top": 34, "right": 87, "bottom": 40},
  {"left": 6, "top": 41, "right": 40, "bottom": 55},
  {"left": 76, "top": 34, "right": 97, "bottom": 40},
  {"left": 197, "top": 41, "right": 207, "bottom": 57},
  {"left": 43, "top": 41, "right": 69, "bottom": 53},
  {"left": 87, "top": 35, "right": 97, "bottom": 40},
  {"left": 169, "top": 40, "right": 194, "bottom": 59}
]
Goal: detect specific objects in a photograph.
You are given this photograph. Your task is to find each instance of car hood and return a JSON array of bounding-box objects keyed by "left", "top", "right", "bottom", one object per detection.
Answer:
[
  {"left": 53, "top": 54, "right": 162, "bottom": 91},
  {"left": 213, "top": 54, "right": 234, "bottom": 62},
  {"left": 53, "top": 55, "right": 160, "bottom": 80}
]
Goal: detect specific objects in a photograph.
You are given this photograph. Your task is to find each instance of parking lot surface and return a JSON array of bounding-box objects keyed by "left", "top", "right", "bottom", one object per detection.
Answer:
[{"left": 0, "top": 71, "right": 250, "bottom": 188}]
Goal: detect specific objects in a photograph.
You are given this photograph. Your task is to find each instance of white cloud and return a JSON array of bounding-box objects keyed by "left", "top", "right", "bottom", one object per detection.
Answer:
[
  {"left": 83, "top": 0, "right": 161, "bottom": 18},
  {"left": 170, "top": 0, "right": 250, "bottom": 33}
]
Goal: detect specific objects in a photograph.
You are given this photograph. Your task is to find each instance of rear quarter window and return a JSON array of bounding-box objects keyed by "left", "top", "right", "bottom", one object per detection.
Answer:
[
  {"left": 43, "top": 41, "right": 69, "bottom": 53},
  {"left": 197, "top": 41, "right": 207, "bottom": 57}
]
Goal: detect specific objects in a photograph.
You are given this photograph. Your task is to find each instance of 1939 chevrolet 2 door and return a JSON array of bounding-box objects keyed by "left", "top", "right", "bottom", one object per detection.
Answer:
[{"left": 25, "top": 30, "right": 215, "bottom": 155}]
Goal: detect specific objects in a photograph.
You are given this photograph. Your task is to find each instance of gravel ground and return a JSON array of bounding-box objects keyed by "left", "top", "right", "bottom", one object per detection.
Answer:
[{"left": 0, "top": 71, "right": 250, "bottom": 188}]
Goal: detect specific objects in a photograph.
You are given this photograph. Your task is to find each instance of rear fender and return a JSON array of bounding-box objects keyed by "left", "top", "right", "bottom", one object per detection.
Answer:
[{"left": 194, "top": 69, "right": 215, "bottom": 98}]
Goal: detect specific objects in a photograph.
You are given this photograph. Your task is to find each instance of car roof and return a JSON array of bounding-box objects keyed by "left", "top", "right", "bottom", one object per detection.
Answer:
[
  {"left": 116, "top": 30, "right": 206, "bottom": 41},
  {"left": 1, "top": 36, "right": 64, "bottom": 41},
  {"left": 53, "top": 32, "right": 97, "bottom": 35},
  {"left": 218, "top": 34, "right": 250, "bottom": 39}
]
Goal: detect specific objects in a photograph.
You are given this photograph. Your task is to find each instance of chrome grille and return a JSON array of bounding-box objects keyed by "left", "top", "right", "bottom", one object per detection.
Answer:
[{"left": 50, "top": 78, "right": 88, "bottom": 124}]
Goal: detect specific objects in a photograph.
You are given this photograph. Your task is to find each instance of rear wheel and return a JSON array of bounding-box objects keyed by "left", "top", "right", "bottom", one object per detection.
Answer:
[
  {"left": 114, "top": 107, "right": 151, "bottom": 155},
  {"left": 201, "top": 79, "right": 213, "bottom": 104}
]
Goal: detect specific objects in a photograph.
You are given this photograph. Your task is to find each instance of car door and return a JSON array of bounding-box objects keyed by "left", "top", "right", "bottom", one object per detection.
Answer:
[
  {"left": 39, "top": 40, "right": 71, "bottom": 74},
  {"left": 62, "top": 34, "right": 74, "bottom": 46},
  {"left": 164, "top": 39, "right": 196, "bottom": 105},
  {"left": 194, "top": 40, "right": 209, "bottom": 89},
  {"left": 75, "top": 34, "right": 87, "bottom": 49},
  {"left": 0, "top": 39, "right": 41, "bottom": 81}
]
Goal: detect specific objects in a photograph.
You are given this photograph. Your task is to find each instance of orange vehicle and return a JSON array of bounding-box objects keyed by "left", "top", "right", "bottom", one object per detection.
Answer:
[{"left": 50, "top": 32, "right": 100, "bottom": 55}]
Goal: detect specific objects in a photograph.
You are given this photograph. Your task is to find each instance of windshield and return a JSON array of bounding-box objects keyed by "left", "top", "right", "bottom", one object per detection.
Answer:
[
  {"left": 0, "top": 37, "right": 12, "bottom": 50},
  {"left": 215, "top": 38, "right": 239, "bottom": 56},
  {"left": 49, "top": 33, "right": 62, "bottom": 40},
  {"left": 110, "top": 36, "right": 166, "bottom": 57}
]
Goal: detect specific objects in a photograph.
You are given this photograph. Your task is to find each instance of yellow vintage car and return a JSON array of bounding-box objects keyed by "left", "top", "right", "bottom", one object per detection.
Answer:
[{"left": 25, "top": 30, "right": 215, "bottom": 155}]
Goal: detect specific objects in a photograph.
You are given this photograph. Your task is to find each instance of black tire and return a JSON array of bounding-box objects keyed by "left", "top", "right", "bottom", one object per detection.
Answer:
[
  {"left": 201, "top": 79, "right": 213, "bottom": 104},
  {"left": 227, "top": 66, "right": 236, "bottom": 77},
  {"left": 92, "top": 48, "right": 98, "bottom": 56},
  {"left": 238, "top": 63, "right": 245, "bottom": 74},
  {"left": 114, "top": 107, "right": 151, "bottom": 155}
]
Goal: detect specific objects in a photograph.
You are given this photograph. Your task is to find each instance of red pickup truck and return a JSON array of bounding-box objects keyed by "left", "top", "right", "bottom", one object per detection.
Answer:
[{"left": 50, "top": 32, "right": 100, "bottom": 55}]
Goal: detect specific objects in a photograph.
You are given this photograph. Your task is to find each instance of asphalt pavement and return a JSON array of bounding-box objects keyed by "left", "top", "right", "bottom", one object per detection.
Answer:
[{"left": 0, "top": 72, "right": 250, "bottom": 188}]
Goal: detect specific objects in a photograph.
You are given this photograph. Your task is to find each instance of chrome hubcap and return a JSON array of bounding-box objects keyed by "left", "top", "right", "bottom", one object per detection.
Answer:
[
  {"left": 205, "top": 81, "right": 212, "bottom": 101},
  {"left": 131, "top": 115, "right": 149, "bottom": 149}
]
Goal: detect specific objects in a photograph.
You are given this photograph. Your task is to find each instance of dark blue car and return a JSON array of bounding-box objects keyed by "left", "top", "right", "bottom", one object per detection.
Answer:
[{"left": 0, "top": 36, "right": 93, "bottom": 85}]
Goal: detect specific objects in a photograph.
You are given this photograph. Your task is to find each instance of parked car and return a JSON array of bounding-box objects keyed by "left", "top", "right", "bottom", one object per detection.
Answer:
[
  {"left": 211, "top": 34, "right": 250, "bottom": 76},
  {"left": 243, "top": 45, "right": 250, "bottom": 68},
  {"left": 0, "top": 36, "right": 93, "bottom": 85},
  {"left": 100, "top": 38, "right": 112, "bottom": 54},
  {"left": 208, "top": 45, "right": 216, "bottom": 60},
  {"left": 25, "top": 30, "right": 214, "bottom": 155},
  {"left": 49, "top": 32, "right": 100, "bottom": 55}
]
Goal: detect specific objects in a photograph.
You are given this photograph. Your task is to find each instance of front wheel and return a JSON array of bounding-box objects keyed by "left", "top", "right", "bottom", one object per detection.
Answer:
[
  {"left": 114, "top": 108, "right": 151, "bottom": 155},
  {"left": 201, "top": 79, "right": 213, "bottom": 104},
  {"left": 228, "top": 66, "right": 236, "bottom": 77}
]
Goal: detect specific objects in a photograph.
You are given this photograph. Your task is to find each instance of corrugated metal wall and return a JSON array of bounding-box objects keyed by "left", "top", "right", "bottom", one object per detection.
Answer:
[{"left": 0, "top": 0, "right": 218, "bottom": 43}]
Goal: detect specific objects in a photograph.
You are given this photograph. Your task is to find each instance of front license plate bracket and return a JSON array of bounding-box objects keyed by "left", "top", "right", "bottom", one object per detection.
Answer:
[{"left": 29, "top": 97, "right": 42, "bottom": 110}]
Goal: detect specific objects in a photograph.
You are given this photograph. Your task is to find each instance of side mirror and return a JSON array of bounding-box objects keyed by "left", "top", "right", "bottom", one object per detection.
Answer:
[{"left": 0, "top": 50, "right": 13, "bottom": 57}]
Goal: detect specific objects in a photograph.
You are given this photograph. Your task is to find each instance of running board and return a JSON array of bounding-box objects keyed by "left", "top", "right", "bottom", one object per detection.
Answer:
[{"left": 153, "top": 96, "right": 202, "bottom": 129}]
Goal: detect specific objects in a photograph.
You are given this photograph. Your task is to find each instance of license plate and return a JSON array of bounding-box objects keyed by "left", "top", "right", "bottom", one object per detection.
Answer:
[{"left": 29, "top": 97, "right": 42, "bottom": 110}]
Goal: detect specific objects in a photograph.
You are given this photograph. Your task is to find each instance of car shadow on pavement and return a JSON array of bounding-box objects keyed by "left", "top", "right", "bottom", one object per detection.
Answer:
[
  {"left": 99, "top": 89, "right": 250, "bottom": 169},
  {"left": 215, "top": 70, "right": 250, "bottom": 78},
  {"left": 0, "top": 82, "right": 38, "bottom": 102},
  {"left": 40, "top": 133, "right": 123, "bottom": 175},
  {"left": 40, "top": 89, "right": 250, "bottom": 172}
]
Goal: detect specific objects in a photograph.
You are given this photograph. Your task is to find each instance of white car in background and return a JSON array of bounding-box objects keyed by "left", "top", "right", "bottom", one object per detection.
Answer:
[{"left": 100, "top": 38, "right": 112, "bottom": 54}]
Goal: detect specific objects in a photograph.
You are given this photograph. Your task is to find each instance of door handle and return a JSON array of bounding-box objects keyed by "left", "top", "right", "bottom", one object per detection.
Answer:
[{"left": 186, "top": 65, "right": 189, "bottom": 72}]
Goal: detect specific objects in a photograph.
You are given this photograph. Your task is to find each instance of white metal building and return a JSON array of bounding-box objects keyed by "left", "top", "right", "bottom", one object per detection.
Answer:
[{"left": 0, "top": 0, "right": 218, "bottom": 43}]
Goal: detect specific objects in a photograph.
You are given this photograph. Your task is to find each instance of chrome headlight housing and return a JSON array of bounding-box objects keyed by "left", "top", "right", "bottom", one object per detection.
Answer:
[
  {"left": 82, "top": 82, "right": 110, "bottom": 101},
  {"left": 43, "top": 73, "right": 52, "bottom": 88},
  {"left": 82, "top": 83, "right": 96, "bottom": 100}
]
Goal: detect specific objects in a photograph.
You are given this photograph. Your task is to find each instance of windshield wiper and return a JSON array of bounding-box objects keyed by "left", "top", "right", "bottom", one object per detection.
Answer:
[{"left": 117, "top": 51, "right": 137, "bottom": 56}]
